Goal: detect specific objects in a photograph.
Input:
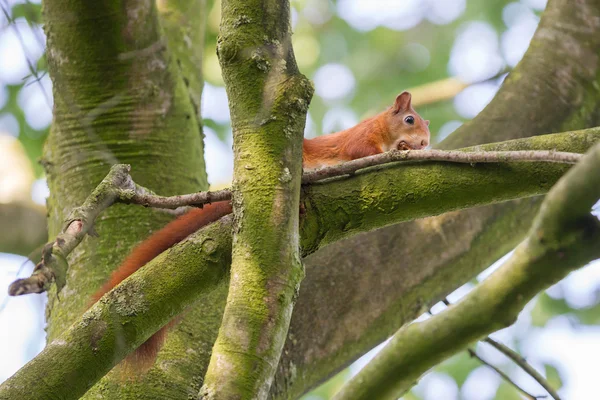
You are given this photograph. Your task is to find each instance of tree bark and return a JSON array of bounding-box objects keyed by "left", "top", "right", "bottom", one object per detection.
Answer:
[
  {"left": 277, "top": 1, "right": 600, "bottom": 396},
  {"left": 4, "top": 0, "right": 600, "bottom": 398},
  {"left": 201, "top": 0, "right": 312, "bottom": 398},
  {"left": 40, "top": 0, "right": 209, "bottom": 398},
  {"left": 2, "top": 130, "right": 598, "bottom": 400}
]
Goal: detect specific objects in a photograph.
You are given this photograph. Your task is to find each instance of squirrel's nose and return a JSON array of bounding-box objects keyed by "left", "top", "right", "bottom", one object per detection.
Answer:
[{"left": 421, "top": 139, "right": 428, "bottom": 147}]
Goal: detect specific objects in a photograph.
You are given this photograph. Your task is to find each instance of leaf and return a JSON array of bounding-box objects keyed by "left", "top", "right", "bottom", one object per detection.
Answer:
[
  {"left": 544, "top": 363, "right": 563, "bottom": 391},
  {"left": 436, "top": 351, "right": 481, "bottom": 388}
]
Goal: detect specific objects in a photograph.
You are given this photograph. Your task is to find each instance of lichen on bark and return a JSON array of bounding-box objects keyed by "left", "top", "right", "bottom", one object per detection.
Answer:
[
  {"left": 39, "top": 0, "right": 209, "bottom": 397},
  {"left": 5, "top": 0, "right": 600, "bottom": 399},
  {"left": 200, "top": 0, "right": 313, "bottom": 398}
]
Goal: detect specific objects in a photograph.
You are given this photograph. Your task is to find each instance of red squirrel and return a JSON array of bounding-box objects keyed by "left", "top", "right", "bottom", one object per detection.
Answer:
[{"left": 92, "top": 91, "right": 430, "bottom": 371}]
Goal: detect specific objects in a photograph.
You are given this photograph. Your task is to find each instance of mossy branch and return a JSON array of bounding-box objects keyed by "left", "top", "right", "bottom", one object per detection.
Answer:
[
  {"left": 333, "top": 142, "right": 600, "bottom": 400},
  {"left": 1, "top": 130, "right": 598, "bottom": 399},
  {"left": 8, "top": 133, "right": 593, "bottom": 297},
  {"left": 0, "top": 215, "right": 233, "bottom": 400},
  {"left": 290, "top": 0, "right": 600, "bottom": 395},
  {"left": 201, "top": 0, "right": 312, "bottom": 398}
]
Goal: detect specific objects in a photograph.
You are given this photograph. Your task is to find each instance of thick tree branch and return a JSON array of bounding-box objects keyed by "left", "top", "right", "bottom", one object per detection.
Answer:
[
  {"left": 200, "top": 0, "right": 312, "bottom": 397},
  {"left": 0, "top": 216, "right": 233, "bottom": 400},
  {"left": 8, "top": 136, "right": 591, "bottom": 296},
  {"left": 39, "top": 0, "right": 210, "bottom": 398},
  {"left": 333, "top": 142, "right": 600, "bottom": 400},
  {"left": 281, "top": 1, "right": 600, "bottom": 396},
  {"left": 1, "top": 130, "right": 597, "bottom": 400}
]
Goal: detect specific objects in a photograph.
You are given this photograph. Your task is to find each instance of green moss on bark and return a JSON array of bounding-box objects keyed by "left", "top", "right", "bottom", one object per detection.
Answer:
[
  {"left": 300, "top": 130, "right": 600, "bottom": 254},
  {"left": 201, "top": 0, "right": 313, "bottom": 398},
  {"left": 39, "top": 0, "right": 208, "bottom": 397},
  {"left": 0, "top": 218, "right": 231, "bottom": 400}
]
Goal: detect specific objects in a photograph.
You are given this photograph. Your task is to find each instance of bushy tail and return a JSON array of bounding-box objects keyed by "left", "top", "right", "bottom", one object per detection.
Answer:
[{"left": 91, "top": 201, "right": 233, "bottom": 372}]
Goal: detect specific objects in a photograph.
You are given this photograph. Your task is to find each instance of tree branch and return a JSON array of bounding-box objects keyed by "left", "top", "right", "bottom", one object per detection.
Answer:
[
  {"left": 301, "top": 149, "right": 581, "bottom": 184},
  {"left": 40, "top": 8, "right": 211, "bottom": 398},
  {"left": 483, "top": 337, "right": 561, "bottom": 400},
  {"left": 333, "top": 141, "right": 600, "bottom": 400},
  {"left": 467, "top": 348, "right": 543, "bottom": 400},
  {"left": 8, "top": 133, "right": 592, "bottom": 296},
  {"left": 0, "top": 215, "right": 233, "bottom": 400},
  {"left": 282, "top": 1, "right": 600, "bottom": 395},
  {"left": 8, "top": 165, "right": 134, "bottom": 295},
  {"left": 1, "top": 130, "right": 597, "bottom": 400},
  {"left": 200, "top": 0, "right": 312, "bottom": 397},
  {"left": 85, "top": 149, "right": 586, "bottom": 211}
]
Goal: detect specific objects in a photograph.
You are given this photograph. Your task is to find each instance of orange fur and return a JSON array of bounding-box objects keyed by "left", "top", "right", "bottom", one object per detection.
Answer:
[
  {"left": 303, "top": 92, "right": 430, "bottom": 169},
  {"left": 92, "top": 91, "right": 430, "bottom": 373},
  {"left": 91, "top": 201, "right": 232, "bottom": 372}
]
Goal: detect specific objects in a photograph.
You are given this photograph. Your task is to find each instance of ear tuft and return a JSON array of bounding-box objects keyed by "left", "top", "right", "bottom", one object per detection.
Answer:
[{"left": 393, "top": 92, "right": 412, "bottom": 113}]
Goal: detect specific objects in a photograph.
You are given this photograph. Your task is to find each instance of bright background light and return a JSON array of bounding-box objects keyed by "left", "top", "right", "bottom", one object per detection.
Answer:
[{"left": 1, "top": 0, "right": 598, "bottom": 399}]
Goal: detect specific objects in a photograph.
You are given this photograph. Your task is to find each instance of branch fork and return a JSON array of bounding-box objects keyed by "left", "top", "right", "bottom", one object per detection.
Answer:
[{"left": 7, "top": 147, "right": 586, "bottom": 297}]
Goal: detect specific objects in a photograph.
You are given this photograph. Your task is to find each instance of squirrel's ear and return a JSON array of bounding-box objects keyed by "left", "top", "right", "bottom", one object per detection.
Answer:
[{"left": 393, "top": 91, "right": 412, "bottom": 113}]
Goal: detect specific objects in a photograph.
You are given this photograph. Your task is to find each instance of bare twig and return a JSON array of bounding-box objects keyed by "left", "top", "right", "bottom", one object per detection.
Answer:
[
  {"left": 468, "top": 348, "right": 544, "bottom": 400},
  {"left": 8, "top": 165, "right": 134, "bottom": 295},
  {"left": 6, "top": 146, "right": 586, "bottom": 296},
  {"left": 126, "top": 186, "right": 231, "bottom": 209},
  {"left": 6, "top": 164, "right": 232, "bottom": 296},
  {"left": 483, "top": 337, "right": 562, "bottom": 400},
  {"left": 333, "top": 141, "right": 600, "bottom": 400},
  {"left": 108, "top": 149, "right": 588, "bottom": 211},
  {"left": 442, "top": 299, "right": 559, "bottom": 400},
  {"left": 0, "top": 0, "right": 52, "bottom": 109},
  {"left": 301, "top": 149, "right": 582, "bottom": 184}
]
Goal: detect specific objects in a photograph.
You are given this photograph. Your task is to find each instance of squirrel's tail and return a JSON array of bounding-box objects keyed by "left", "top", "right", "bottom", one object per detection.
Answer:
[{"left": 90, "top": 201, "right": 233, "bottom": 372}]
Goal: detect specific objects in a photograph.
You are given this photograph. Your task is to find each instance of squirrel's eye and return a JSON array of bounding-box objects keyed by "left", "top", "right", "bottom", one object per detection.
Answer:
[{"left": 404, "top": 116, "right": 414, "bottom": 125}]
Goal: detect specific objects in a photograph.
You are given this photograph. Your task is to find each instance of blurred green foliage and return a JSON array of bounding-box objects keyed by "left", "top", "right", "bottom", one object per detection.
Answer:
[
  {"left": 1, "top": 0, "right": 47, "bottom": 177},
  {"left": 4, "top": 0, "right": 600, "bottom": 399}
]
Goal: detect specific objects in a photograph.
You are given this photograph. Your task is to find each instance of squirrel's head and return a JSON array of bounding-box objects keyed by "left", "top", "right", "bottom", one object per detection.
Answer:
[{"left": 386, "top": 91, "right": 430, "bottom": 150}]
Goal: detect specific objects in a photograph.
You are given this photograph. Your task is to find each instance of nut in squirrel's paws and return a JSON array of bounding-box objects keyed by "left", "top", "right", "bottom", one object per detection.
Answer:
[{"left": 396, "top": 141, "right": 412, "bottom": 151}]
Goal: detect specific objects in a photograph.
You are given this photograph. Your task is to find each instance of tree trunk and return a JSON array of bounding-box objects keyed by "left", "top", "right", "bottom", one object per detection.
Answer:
[
  {"left": 2, "top": 0, "right": 600, "bottom": 399},
  {"left": 42, "top": 0, "right": 210, "bottom": 398}
]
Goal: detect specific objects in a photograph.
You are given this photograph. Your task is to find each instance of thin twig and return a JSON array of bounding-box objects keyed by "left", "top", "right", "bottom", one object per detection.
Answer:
[
  {"left": 125, "top": 149, "right": 583, "bottom": 210},
  {"left": 442, "top": 299, "right": 561, "bottom": 400},
  {"left": 125, "top": 186, "right": 232, "bottom": 209},
  {"left": 301, "top": 149, "right": 582, "bottom": 184},
  {"left": 6, "top": 165, "right": 230, "bottom": 295},
  {"left": 467, "top": 349, "right": 545, "bottom": 400},
  {"left": 6, "top": 147, "right": 586, "bottom": 295},
  {"left": 484, "top": 337, "right": 562, "bottom": 400},
  {"left": 8, "top": 165, "right": 134, "bottom": 295},
  {"left": 0, "top": 0, "right": 52, "bottom": 109}
]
